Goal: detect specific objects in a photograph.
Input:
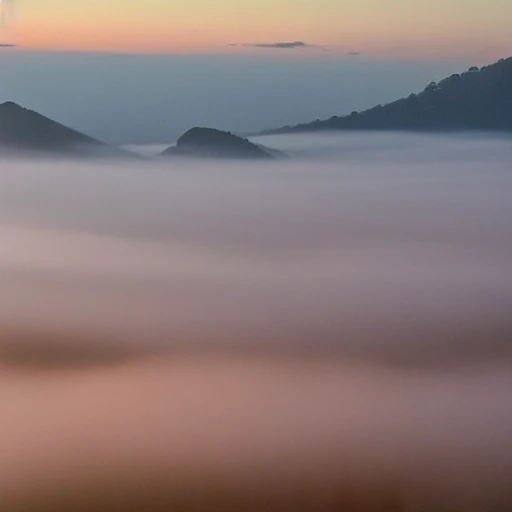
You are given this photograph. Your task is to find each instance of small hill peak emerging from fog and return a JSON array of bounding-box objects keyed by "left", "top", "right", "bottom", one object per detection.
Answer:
[
  {"left": 0, "top": 102, "right": 136, "bottom": 159},
  {"left": 264, "top": 57, "right": 512, "bottom": 134},
  {"left": 162, "top": 127, "right": 276, "bottom": 159}
]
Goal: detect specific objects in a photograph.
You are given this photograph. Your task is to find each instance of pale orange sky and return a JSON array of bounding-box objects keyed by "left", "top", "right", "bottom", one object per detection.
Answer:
[{"left": 1, "top": 0, "right": 511, "bottom": 58}]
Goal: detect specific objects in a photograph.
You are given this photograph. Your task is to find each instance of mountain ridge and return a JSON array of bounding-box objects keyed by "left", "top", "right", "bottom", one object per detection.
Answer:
[
  {"left": 0, "top": 102, "right": 139, "bottom": 159},
  {"left": 262, "top": 57, "right": 512, "bottom": 135},
  {"left": 162, "top": 127, "right": 278, "bottom": 159}
]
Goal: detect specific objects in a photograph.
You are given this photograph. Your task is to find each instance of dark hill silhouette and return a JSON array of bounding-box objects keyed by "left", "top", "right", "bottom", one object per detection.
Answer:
[
  {"left": 0, "top": 102, "right": 137, "bottom": 159},
  {"left": 264, "top": 57, "right": 512, "bottom": 134},
  {"left": 162, "top": 127, "right": 277, "bottom": 159}
]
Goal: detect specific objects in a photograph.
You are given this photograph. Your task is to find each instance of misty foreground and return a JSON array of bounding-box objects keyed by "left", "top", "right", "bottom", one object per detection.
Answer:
[{"left": 1, "top": 132, "right": 512, "bottom": 511}]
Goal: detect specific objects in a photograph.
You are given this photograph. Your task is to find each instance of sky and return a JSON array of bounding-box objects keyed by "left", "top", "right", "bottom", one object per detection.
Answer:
[
  {"left": 0, "top": 1, "right": 511, "bottom": 143},
  {"left": 1, "top": 0, "right": 511, "bottom": 57}
]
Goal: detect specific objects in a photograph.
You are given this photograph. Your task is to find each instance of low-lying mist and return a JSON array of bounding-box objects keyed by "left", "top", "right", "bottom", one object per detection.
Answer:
[{"left": 1, "top": 132, "right": 511, "bottom": 511}]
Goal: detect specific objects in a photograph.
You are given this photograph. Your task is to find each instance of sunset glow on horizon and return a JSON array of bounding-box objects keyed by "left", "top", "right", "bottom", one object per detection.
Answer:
[{"left": 2, "top": 0, "right": 511, "bottom": 59}]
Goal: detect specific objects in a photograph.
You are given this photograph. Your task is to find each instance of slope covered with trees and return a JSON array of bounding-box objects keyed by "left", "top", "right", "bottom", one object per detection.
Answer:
[
  {"left": 266, "top": 57, "right": 512, "bottom": 134},
  {"left": 162, "top": 127, "right": 277, "bottom": 159}
]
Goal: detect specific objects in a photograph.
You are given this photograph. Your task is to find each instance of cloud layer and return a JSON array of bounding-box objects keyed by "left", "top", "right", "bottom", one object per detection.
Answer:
[
  {"left": 253, "top": 41, "right": 308, "bottom": 49},
  {"left": 1, "top": 132, "right": 512, "bottom": 511},
  {"left": 229, "top": 41, "right": 310, "bottom": 49}
]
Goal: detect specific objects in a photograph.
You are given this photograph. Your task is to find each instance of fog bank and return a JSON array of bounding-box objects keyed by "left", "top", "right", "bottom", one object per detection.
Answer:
[{"left": 1, "top": 132, "right": 511, "bottom": 511}]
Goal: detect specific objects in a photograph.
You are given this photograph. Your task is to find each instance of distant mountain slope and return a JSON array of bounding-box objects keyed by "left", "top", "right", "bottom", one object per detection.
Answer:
[
  {"left": 162, "top": 127, "right": 277, "bottom": 159},
  {"left": 0, "top": 102, "right": 137, "bottom": 159},
  {"left": 264, "top": 57, "right": 512, "bottom": 134}
]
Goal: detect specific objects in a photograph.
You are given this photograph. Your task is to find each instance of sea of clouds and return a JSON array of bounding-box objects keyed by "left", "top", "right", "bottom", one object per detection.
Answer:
[{"left": 1, "top": 132, "right": 511, "bottom": 511}]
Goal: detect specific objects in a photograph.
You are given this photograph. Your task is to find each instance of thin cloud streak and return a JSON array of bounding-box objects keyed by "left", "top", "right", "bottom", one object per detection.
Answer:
[{"left": 230, "top": 41, "right": 311, "bottom": 49}]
